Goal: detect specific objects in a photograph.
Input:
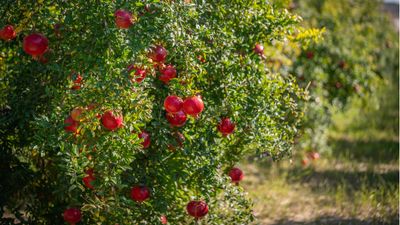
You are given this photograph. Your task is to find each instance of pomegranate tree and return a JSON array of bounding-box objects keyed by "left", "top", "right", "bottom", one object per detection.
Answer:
[{"left": 0, "top": 1, "right": 313, "bottom": 224}]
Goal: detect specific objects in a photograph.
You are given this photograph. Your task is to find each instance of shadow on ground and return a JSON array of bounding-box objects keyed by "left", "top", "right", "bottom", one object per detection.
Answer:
[
  {"left": 269, "top": 215, "right": 399, "bottom": 225},
  {"left": 286, "top": 167, "right": 399, "bottom": 193},
  {"left": 329, "top": 138, "right": 399, "bottom": 163}
]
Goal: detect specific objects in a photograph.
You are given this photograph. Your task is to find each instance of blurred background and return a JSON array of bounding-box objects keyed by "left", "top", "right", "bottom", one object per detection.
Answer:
[{"left": 242, "top": 0, "right": 399, "bottom": 224}]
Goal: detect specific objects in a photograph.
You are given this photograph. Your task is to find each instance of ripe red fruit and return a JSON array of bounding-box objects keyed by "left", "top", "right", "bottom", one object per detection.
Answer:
[
  {"left": 149, "top": 45, "right": 167, "bottom": 63},
  {"left": 127, "top": 65, "right": 147, "bottom": 83},
  {"left": 159, "top": 215, "right": 168, "bottom": 224},
  {"left": 306, "top": 51, "right": 314, "bottom": 59},
  {"left": 0, "top": 25, "right": 16, "bottom": 41},
  {"left": 23, "top": 33, "right": 49, "bottom": 56},
  {"left": 229, "top": 167, "right": 244, "bottom": 184},
  {"left": 301, "top": 158, "right": 309, "bottom": 166},
  {"left": 82, "top": 175, "right": 95, "bottom": 189},
  {"left": 164, "top": 95, "right": 183, "bottom": 113},
  {"left": 308, "top": 152, "right": 320, "bottom": 160},
  {"left": 70, "top": 107, "right": 83, "bottom": 122},
  {"left": 101, "top": 111, "right": 123, "bottom": 131},
  {"left": 217, "top": 118, "right": 235, "bottom": 136},
  {"left": 186, "top": 200, "right": 209, "bottom": 218},
  {"left": 130, "top": 185, "right": 150, "bottom": 202},
  {"left": 115, "top": 9, "right": 133, "bottom": 29},
  {"left": 253, "top": 44, "right": 264, "bottom": 55},
  {"left": 71, "top": 73, "right": 83, "bottom": 90},
  {"left": 166, "top": 111, "right": 187, "bottom": 127},
  {"left": 159, "top": 65, "right": 177, "bottom": 84},
  {"left": 64, "top": 116, "right": 79, "bottom": 133},
  {"left": 182, "top": 96, "right": 204, "bottom": 116},
  {"left": 335, "top": 82, "right": 342, "bottom": 89},
  {"left": 85, "top": 168, "right": 94, "bottom": 177},
  {"left": 138, "top": 130, "right": 151, "bottom": 149},
  {"left": 63, "top": 208, "right": 82, "bottom": 224}
]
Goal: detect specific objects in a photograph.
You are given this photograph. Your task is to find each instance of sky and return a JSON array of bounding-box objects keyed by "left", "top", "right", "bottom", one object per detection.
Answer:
[{"left": 384, "top": 0, "right": 399, "bottom": 3}]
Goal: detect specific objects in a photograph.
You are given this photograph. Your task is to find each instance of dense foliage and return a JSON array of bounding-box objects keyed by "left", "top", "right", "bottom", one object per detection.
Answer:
[{"left": 0, "top": 1, "right": 313, "bottom": 224}]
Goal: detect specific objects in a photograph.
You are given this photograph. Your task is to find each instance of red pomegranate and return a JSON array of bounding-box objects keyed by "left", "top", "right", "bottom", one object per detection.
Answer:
[
  {"left": 64, "top": 116, "right": 79, "bottom": 133},
  {"left": 130, "top": 185, "right": 150, "bottom": 202},
  {"left": 301, "top": 158, "right": 309, "bottom": 166},
  {"left": 186, "top": 200, "right": 209, "bottom": 218},
  {"left": 115, "top": 9, "right": 133, "bottom": 29},
  {"left": 164, "top": 95, "right": 183, "bottom": 113},
  {"left": 138, "top": 130, "right": 151, "bottom": 148},
  {"left": 149, "top": 45, "right": 167, "bottom": 63},
  {"left": 306, "top": 51, "right": 314, "bottom": 59},
  {"left": 160, "top": 215, "right": 168, "bottom": 224},
  {"left": 70, "top": 107, "right": 83, "bottom": 122},
  {"left": 159, "top": 65, "right": 176, "bottom": 84},
  {"left": 101, "top": 111, "right": 123, "bottom": 131},
  {"left": 217, "top": 118, "right": 235, "bottom": 136},
  {"left": 166, "top": 111, "right": 187, "bottom": 127},
  {"left": 127, "top": 65, "right": 147, "bottom": 83},
  {"left": 63, "top": 208, "right": 81, "bottom": 224},
  {"left": 85, "top": 168, "right": 94, "bottom": 177},
  {"left": 71, "top": 73, "right": 83, "bottom": 90},
  {"left": 182, "top": 96, "right": 204, "bottom": 116},
  {"left": 253, "top": 44, "right": 264, "bottom": 55},
  {"left": 229, "top": 167, "right": 244, "bottom": 184},
  {"left": 23, "top": 33, "right": 49, "bottom": 56},
  {"left": 0, "top": 25, "right": 16, "bottom": 41},
  {"left": 82, "top": 175, "right": 95, "bottom": 189},
  {"left": 308, "top": 152, "right": 320, "bottom": 160}
]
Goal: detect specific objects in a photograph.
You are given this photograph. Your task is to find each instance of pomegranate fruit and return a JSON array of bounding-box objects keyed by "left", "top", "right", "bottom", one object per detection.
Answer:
[
  {"left": 130, "top": 185, "right": 150, "bottom": 202},
  {"left": 127, "top": 65, "right": 147, "bottom": 83},
  {"left": 71, "top": 73, "right": 83, "bottom": 90},
  {"left": 159, "top": 65, "right": 176, "bottom": 84},
  {"left": 82, "top": 175, "right": 95, "bottom": 189},
  {"left": 301, "top": 158, "right": 309, "bottom": 166},
  {"left": 63, "top": 208, "right": 81, "bottom": 224},
  {"left": 186, "top": 200, "right": 208, "bottom": 218},
  {"left": 0, "top": 25, "right": 16, "bottom": 41},
  {"left": 306, "top": 51, "right": 314, "bottom": 59},
  {"left": 23, "top": 33, "right": 49, "bottom": 56},
  {"left": 138, "top": 130, "right": 151, "bottom": 149},
  {"left": 115, "top": 9, "right": 133, "bottom": 29},
  {"left": 308, "top": 152, "right": 320, "bottom": 160},
  {"left": 166, "top": 111, "right": 187, "bottom": 127},
  {"left": 229, "top": 167, "right": 244, "bottom": 184},
  {"left": 149, "top": 45, "right": 167, "bottom": 63},
  {"left": 164, "top": 95, "right": 183, "bottom": 113},
  {"left": 64, "top": 116, "right": 79, "bottom": 133},
  {"left": 101, "top": 111, "right": 123, "bottom": 131},
  {"left": 70, "top": 107, "right": 83, "bottom": 122},
  {"left": 253, "top": 44, "right": 264, "bottom": 55},
  {"left": 217, "top": 118, "right": 235, "bottom": 136},
  {"left": 160, "top": 215, "right": 168, "bottom": 224},
  {"left": 182, "top": 96, "right": 204, "bottom": 116}
]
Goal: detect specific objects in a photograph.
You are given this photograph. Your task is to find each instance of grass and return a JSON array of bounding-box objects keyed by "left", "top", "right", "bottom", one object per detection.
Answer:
[{"left": 242, "top": 77, "right": 399, "bottom": 224}]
